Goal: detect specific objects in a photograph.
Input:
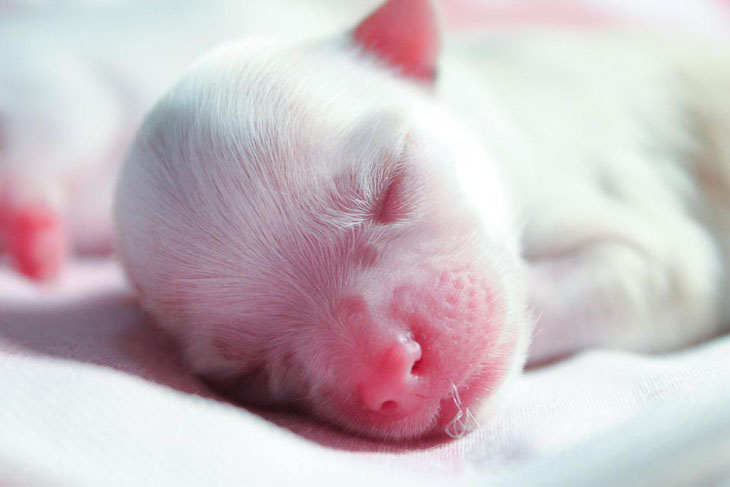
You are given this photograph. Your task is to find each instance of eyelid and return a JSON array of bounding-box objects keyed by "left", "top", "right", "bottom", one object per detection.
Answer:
[
  {"left": 374, "top": 168, "right": 407, "bottom": 224},
  {"left": 371, "top": 130, "right": 421, "bottom": 224}
]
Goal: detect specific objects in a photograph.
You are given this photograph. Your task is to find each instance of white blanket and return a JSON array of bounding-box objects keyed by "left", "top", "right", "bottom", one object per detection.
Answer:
[{"left": 1, "top": 261, "right": 729, "bottom": 486}]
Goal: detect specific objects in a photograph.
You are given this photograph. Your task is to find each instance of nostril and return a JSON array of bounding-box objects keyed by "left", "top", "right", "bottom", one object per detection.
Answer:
[
  {"left": 380, "top": 400, "right": 399, "bottom": 412},
  {"left": 358, "top": 336, "right": 424, "bottom": 413},
  {"left": 410, "top": 358, "right": 424, "bottom": 376}
]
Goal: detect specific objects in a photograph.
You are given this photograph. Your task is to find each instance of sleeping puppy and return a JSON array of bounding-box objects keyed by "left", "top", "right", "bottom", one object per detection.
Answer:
[{"left": 40, "top": 0, "right": 730, "bottom": 441}]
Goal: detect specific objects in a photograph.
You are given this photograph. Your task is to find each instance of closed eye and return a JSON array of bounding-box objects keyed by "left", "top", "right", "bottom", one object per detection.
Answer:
[{"left": 374, "top": 170, "right": 407, "bottom": 224}]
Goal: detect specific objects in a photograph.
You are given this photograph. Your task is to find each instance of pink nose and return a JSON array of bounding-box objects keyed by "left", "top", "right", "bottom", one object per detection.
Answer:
[{"left": 359, "top": 336, "right": 423, "bottom": 413}]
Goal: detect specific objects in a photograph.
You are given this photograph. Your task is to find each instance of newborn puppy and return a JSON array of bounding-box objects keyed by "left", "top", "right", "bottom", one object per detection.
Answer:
[{"left": 115, "top": 0, "right": 730, "bottom": 440}]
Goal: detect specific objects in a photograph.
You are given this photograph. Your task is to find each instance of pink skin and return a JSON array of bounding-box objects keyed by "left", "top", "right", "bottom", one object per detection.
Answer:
[
  {"left": 354, "top": 0, "right": 440, "bottom": 82},
  {"left": 314, "top": 266, "right": 512, "bottom": 439},
  {"left": 0, "top": 169, "right": 113, "bottom": 281},
  {"left": 208, "top": 231, "right": 516, "bottom": 440},
  {"left": 0, "top": 185, "right": 68, "bottom": 281}
]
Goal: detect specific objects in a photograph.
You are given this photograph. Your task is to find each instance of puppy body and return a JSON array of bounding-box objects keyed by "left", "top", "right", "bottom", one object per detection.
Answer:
[{"left": 441, "top": 32, "right": 730, "bottom": 361}]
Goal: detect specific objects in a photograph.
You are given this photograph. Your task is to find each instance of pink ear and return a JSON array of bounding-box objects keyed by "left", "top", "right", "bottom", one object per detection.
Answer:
[{"left": 353, "top": 0, "right": 440, "bottom": 83}]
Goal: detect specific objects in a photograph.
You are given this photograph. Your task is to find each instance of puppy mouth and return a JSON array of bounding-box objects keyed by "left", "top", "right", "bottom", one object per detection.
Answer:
[
  {"left": 375, "top": 374, "right": 489, "bottom": 441},
  {"left": 330, "top": 370, "right": 493, "bottom": 442}
]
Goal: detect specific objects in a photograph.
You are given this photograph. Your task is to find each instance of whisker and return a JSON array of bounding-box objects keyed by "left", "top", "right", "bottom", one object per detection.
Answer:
[{"left": 444, "top": 382, "right": 480, "bottom": 439}]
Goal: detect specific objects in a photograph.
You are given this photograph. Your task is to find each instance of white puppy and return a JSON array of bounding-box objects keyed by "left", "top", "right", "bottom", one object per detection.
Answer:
[{"left": 115, "top": 0, "right": 730, "bottom": 441}]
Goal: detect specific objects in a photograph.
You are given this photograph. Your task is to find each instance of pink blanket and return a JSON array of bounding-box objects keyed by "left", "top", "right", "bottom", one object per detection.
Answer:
[{"left": 2, "top": 1, "right": 730, "bottom": 485}]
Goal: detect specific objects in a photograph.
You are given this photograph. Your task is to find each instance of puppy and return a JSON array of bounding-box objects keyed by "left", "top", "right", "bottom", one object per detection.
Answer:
[{"left": 114, "top": 0, "right": 730, "bottom": 440}]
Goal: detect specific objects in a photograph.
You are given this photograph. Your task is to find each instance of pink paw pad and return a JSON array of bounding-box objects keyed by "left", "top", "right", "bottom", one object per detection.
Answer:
[{"left": 1, "top": 203, "right": 68, "bottom": 280}]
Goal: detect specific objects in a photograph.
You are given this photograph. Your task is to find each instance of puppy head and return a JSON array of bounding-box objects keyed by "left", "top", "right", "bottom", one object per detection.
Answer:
[{"left": 115, "top": 0, "right": 530, "bottom": 441}]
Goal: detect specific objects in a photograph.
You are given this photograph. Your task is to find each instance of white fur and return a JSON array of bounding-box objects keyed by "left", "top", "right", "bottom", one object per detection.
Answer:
[
  {"left": 440, "top": 31, "right": 730, "bottom": 361},
  {"left": 112, "top": 17, "right": 730, "bottom": 442},
  {"left": 114, "top": 34, "right": 531, "bottom": 440}
]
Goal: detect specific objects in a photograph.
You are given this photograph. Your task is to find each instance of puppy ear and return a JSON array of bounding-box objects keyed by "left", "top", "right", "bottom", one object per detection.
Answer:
[{"left": 352, "top": 0, "right": 440, "bottom": 83}]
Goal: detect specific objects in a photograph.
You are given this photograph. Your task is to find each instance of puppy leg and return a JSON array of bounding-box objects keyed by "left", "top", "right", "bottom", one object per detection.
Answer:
[{"left": 525, "top": 199, "right": 721, "bottom": 363}]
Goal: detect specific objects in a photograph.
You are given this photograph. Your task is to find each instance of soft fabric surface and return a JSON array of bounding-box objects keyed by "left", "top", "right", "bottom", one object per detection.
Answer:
[
  {"left": 3, "top": 1, "right": 730, "bottom": 485},
  {"left": 2, "top": 262, "right": 730, "bottom": 486}
]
